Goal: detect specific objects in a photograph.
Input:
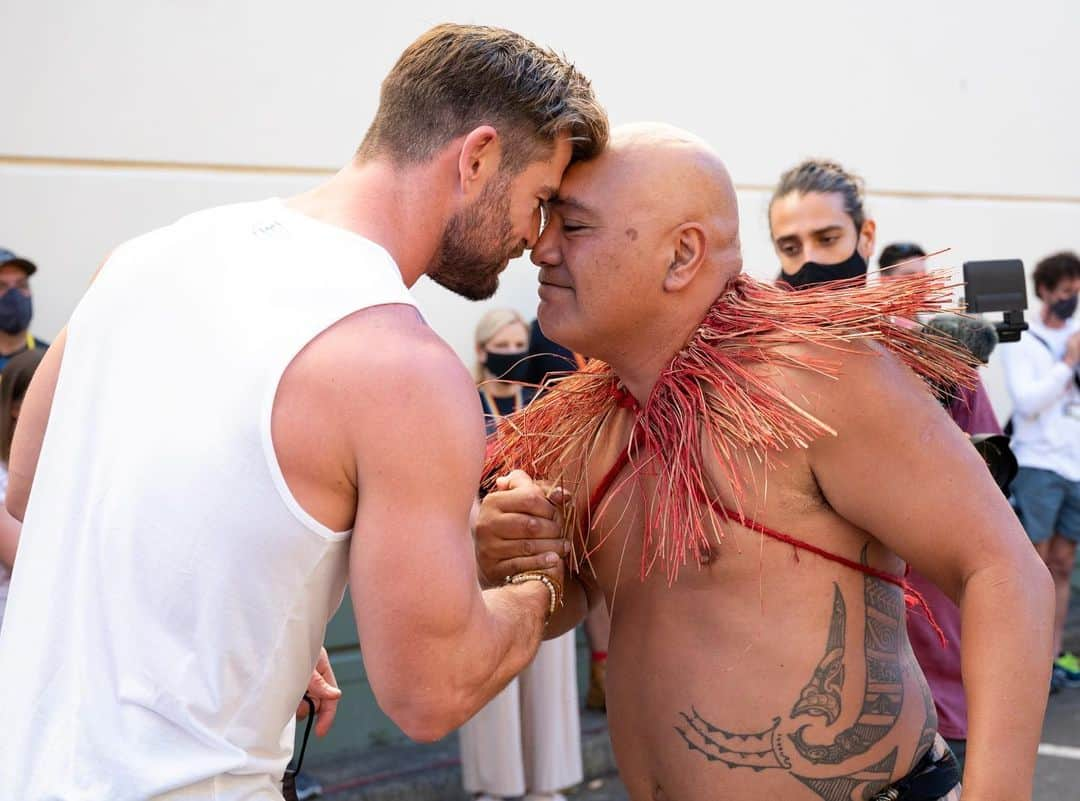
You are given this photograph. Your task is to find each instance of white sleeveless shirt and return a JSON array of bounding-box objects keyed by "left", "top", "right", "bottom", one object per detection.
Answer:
[{"left": 0, "top": 199, "right": 417, "bottom": 799}]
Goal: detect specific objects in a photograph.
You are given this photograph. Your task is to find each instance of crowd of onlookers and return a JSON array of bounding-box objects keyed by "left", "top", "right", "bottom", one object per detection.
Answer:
[{"left": 2, "top": 156, "right": 1077, "bottom": 800}]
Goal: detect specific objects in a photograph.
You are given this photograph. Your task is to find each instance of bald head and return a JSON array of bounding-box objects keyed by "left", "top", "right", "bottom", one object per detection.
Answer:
[
  {"left": 614, "top": 123, "right": 736, "bottom": 230},
  {"left": 572, "top": 123, "right": 741, "bottom": 281},
  {"left": 531, "top": 123, "right": 743, "bottom": 380}
]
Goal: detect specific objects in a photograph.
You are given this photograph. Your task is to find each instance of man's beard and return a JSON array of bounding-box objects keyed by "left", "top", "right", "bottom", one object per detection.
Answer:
[{"left": 428, "top": 173, "right": 518, "bottom": 301}]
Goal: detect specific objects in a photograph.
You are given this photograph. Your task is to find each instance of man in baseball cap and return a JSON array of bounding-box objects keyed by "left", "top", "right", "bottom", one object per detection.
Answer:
[{"left": 0, "top": 248, "right": 48, "bottom": 369}]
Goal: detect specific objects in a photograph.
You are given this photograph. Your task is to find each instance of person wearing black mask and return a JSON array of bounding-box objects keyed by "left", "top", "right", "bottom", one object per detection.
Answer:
[
  {"left": 474, "top": 308, "right": 536, "bottom": 434},
  {"left": 1002, "top": 250, "right": 1080, "bottom": 691},
  {"left": 0, "top": 248, "right": 48, "bottom": 369},
  {"left": 768, "top": 159, "right": 875, "bottom": 289}
]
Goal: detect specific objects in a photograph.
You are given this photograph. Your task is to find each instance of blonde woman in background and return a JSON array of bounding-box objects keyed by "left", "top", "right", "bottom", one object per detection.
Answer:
[{"left": 460, "top": 308, "right": 583, "bottom": 801}]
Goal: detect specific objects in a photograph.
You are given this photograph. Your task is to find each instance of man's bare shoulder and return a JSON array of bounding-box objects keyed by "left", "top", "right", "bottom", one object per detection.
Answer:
[
  {"left": 280, "top": 303, "right": 483, "bottom": 450},
  {"left": 306, "top": 304, "right": 474, "bottom": 397},
  {"left": 764, "top": 339, "right": 923, "bottom": 418}
]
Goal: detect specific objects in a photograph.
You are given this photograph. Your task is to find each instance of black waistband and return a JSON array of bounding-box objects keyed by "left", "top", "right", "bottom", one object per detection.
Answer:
[{"left": 873, "top": 742, "right": 961, "bottom": 801}]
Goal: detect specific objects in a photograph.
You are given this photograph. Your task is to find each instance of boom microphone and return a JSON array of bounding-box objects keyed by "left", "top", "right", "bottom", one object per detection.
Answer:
[{"left": 925, "top": 314, "right": 999, "bottom": 364}]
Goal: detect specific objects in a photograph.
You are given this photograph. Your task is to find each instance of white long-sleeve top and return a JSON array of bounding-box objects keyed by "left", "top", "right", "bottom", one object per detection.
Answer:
[{"left": 1001, "top": 315, "right": 1080, "bottom": 481}]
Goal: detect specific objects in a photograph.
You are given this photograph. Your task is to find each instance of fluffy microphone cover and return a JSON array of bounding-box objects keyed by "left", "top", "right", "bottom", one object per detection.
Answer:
[{"left": 926, "top": 314, "right": 999, "bottom": 364}]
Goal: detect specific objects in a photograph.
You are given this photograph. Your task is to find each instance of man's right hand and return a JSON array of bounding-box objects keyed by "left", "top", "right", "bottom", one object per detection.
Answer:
[{"left": 475, "top": 469, "right": 571, "bottom": 588}]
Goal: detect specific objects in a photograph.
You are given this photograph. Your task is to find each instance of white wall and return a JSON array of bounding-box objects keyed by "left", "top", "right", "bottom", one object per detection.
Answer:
[{"left": 2, "top": 0, "right": 1078, "bottom": 420}]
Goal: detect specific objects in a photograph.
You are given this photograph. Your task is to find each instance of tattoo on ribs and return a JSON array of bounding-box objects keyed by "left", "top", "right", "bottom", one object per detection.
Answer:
[
  {"left": 909, "top": 666, "right": 939, "bottom": 775},
  {"left": 791, "top": 585, "right": 847, "bottom": 726},
  {"left": 675, "top": 559, "right": 909, "bottom": 801},
  {"left": 793, "top": 748, "right": 898, "bottom": 801},
  {"left": 789, "top": 574, "right": 904, "bottom": 764}
]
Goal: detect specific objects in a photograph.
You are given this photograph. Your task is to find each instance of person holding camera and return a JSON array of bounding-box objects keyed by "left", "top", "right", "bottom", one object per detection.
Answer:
[{"left": 1002, "top": 251, "right": 1080, "bottom": 690}]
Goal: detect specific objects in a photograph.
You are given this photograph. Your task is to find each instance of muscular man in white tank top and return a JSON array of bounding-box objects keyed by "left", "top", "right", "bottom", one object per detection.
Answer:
[{"left": 0, "top": 24, "right": 608, "bottom": 800}]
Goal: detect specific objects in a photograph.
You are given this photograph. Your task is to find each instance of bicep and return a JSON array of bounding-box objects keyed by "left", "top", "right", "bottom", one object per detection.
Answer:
[
  {"left": 808, "top": 351, "right": 1028, "bottom": 600},
  {"left": 7, "top": 327, "right": 67, "bottom": 520}
]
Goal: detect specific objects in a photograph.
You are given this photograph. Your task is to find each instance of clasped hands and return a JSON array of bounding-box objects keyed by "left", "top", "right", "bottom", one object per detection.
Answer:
[{"left": 475, "top": 469, "right": 572, "bottom": 590}]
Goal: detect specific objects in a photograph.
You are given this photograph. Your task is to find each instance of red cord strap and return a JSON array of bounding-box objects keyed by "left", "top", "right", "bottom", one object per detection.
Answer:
[{"left": 587, "top": 447, "right": 947, "bottom": 647}]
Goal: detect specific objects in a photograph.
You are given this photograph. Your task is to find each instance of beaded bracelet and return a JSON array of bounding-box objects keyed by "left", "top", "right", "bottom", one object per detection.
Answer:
[{"left": 505, "top": 572, "right": 563, "bottom": 621}]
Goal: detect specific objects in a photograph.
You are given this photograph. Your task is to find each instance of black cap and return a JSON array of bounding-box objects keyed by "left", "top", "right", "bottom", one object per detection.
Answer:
[{"left": 0, "top": 248, "right": 37, "bottom": 277}]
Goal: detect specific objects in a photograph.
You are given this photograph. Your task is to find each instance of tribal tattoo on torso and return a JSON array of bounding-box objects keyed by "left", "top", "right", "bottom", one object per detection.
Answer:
[{"left": 675, "top": 550, "right": 937, "bottom": 801}]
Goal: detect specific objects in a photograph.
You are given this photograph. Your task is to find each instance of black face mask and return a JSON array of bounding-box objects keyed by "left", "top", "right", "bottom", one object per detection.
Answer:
[
  {"left": 485, "top": 349, "right": 531, "bottom": 382},
  {"left": 781, "top": 247, "right": 868, "bottom": 290},
  {"left": 1050, "top": 294, "right": 1078, "bottom": 321},
  {"left": 0, "top": 288, "right": 32, "bottom": 334}
]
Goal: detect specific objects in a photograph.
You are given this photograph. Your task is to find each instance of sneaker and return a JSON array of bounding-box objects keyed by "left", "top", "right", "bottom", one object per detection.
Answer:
[
  {"left": 585, "top": 659, "right": 607, "bottom": 712},
  {"left": 293, "top": 772, "right": 323, "bottom": 800},
  {"left": 1053, "top": 652, "right": 1080, "bottom": 689},
  {"left": 1051, "top": 670, "right": 1064, "bottom": 694}
]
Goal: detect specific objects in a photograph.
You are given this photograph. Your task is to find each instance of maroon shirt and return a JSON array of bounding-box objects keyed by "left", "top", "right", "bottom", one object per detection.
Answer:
[{"left": 906, "top": 375, "right": 1001, "bottom": 739}]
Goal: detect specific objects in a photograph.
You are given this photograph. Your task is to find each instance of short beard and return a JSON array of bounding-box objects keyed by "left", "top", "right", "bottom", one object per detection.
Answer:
[{"left": 428, "top": 173, "right": 517, "bottom": 301}]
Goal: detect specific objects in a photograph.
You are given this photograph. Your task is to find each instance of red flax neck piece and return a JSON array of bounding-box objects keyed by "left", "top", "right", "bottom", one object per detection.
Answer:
[{"left": 484, "top": 271, "right": 977, "bottom": 593}]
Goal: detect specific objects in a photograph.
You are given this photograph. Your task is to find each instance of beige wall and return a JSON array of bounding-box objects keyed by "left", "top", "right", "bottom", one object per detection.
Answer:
[{"left": 2, "top": 0, "right": 1077, "bottom": 420}]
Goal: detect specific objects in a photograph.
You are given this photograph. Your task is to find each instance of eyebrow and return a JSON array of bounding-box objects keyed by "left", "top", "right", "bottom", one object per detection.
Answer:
[
  {"left": 775, "top": 225, "right": 845, "bottom": 243},
  {"left": 547, "top": 195, "right": 596, "bottom": 216}
]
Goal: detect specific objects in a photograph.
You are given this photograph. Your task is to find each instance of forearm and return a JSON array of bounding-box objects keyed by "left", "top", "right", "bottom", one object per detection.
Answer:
[
  {"left": 1008, "top": 361, "right": 1073, "bottom": 417},
  {"left": 0, "top": 509, "right": 17, "bottom": 570},
  {"left": 464, "top": 581, "right": 552, "bottom": 703},
  {"left": 543, "top": 575, "right": 590, "bottom": 639},
  {"left": 958, "top": 559, "right": 1054, "bottom": 799},
  {"left": 378, "top": 580, "right": 550, "bottom": 741}
]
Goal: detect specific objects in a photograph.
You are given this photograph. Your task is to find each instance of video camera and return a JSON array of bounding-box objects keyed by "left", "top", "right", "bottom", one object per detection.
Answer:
[{"left": 962, "top": 259, "right": 1029, "bottom": 343}]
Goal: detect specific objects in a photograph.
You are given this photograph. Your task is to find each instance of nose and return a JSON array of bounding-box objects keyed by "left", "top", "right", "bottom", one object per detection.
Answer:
[
  {"left": 801, "top": 242, "right": 829, "bottom": 264},
  {"left": 525, "top": 207, "right": 543, "bottom": 251},
  {"left": 530, "top": 223, "right": 562, "bottom": 269}
]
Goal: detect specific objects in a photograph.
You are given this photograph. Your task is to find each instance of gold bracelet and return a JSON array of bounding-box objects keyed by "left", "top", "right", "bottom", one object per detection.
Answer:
[{"left": 505, "top": 572, "right": 563, "bottom": 621}]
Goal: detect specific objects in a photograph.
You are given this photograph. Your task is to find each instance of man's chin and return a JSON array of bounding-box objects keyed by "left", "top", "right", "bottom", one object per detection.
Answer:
[
  {"left": 536, "top": 305, "right": 582, "bottom": 353},
  {"left": 429, "top": 271, "right": 499, "bottom": 301}
]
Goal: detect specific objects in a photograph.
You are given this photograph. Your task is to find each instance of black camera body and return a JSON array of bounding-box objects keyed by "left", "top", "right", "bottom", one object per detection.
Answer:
[{"left": 962, "top": 259, "right": 1029, "bottom": 343}]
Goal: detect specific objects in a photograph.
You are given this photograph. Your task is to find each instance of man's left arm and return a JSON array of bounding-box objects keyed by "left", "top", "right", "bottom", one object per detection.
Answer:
[
  {"left": 803, "top": 344, "right": 1053, "bottom": 801},
  {"left": 7, "top": 327, "right": 66, "bottom": 520}
]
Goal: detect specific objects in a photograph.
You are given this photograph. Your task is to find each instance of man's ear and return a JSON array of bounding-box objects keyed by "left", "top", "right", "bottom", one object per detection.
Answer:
[
  {"left": 663, "top": 223, "right": 708, "bottom": 292},
  {"left": 457, "top": 126, "right": 501, "bottom": 197},
  {"left": 857, "top": 218, "right": 877, "bottom": 263}
]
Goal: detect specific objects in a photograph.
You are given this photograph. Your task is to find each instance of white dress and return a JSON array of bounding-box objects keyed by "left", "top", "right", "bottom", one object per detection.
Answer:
[{"left": 459, "top": 630, "right": 584, "bottom": 797}]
